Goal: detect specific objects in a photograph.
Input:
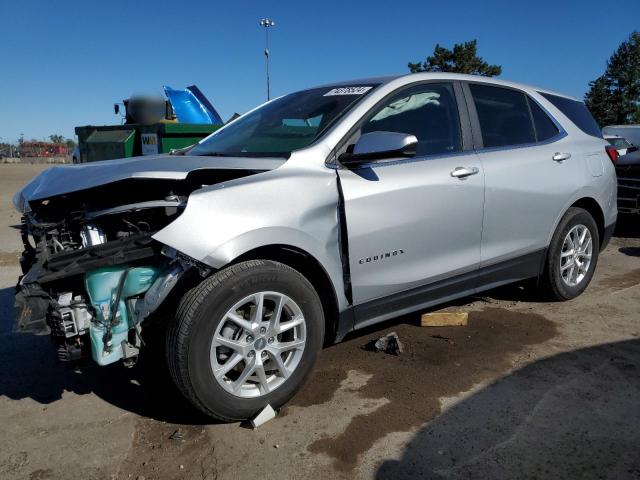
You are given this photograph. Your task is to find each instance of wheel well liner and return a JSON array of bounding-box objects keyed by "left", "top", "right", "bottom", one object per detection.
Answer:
[{"left": 233, "top": 245, "right": 340, "bottom": 345}]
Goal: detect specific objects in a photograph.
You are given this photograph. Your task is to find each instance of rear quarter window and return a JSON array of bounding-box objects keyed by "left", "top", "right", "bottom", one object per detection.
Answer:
[
  {"left": 527, "top": 98, "right": 560, "bottom": 142},
  {"left": 540, "top": 92, "right": 602, "bottom": 138}
]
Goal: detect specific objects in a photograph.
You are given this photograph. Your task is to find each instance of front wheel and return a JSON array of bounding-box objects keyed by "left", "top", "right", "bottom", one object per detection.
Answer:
[
  {"left": 166, "top": 260, "right": 324, "bottom": 421},
  {"left": 542, "top": 207, "right": 600, "bottom": 301}
]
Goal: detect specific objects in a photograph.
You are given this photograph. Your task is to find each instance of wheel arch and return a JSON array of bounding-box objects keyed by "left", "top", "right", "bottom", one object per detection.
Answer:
[
  {"left": 232, "top": 244, "right": 341, "bottom": 346},
  {"left": 547, "top": 195, "right": 606, "bottom": 252},
  {"left": 569, "top": 197, "right": 605, "bottom": 249}
]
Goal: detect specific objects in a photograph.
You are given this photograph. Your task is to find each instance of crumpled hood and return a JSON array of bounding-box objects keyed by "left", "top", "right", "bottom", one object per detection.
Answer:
[{"left": 13, "top": 154, "right": 286, "bottom": 213}]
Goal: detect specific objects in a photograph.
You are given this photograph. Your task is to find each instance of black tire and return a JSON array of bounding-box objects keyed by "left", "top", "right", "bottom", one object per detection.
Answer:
[
  {"left": 542, "top": 207, "right": 600, "bottom": 301},
  {"left": 166, "top": 260, "right": 324, "bottom": 421}
]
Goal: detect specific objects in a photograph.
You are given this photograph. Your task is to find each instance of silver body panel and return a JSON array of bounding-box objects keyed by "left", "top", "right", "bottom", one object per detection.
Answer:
[
  {"left": 153, "top": 158, "right": 351, "bottom": 310},
  {"left": 15, "top": 73, "right": 618, "bottom": 322},
  {"left": 338, "top": 151, "right": 484, "bottom": 304},
  {"left": 477, "top": 133, "right": 616, "bottom": 268}
]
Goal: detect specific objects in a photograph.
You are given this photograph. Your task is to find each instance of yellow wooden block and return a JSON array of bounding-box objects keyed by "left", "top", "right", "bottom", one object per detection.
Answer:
[{"left": 420, "top": 312, "right": 468, "bottom": 327}]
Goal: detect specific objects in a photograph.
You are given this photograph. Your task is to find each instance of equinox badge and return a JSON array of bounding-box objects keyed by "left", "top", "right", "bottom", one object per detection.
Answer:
[{"left": 358, "top": 249, "right": 405, "bottom": 265}]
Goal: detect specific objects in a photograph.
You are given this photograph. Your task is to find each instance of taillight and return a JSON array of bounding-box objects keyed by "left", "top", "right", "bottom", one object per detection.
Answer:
[{"left": 605, "top": 145, "right": 619, "bottom": 164}]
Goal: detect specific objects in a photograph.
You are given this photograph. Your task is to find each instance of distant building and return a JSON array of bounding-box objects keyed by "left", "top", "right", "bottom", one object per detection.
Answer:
[{"left": 20, "top": 141, "right": 68, "bottom": 157}]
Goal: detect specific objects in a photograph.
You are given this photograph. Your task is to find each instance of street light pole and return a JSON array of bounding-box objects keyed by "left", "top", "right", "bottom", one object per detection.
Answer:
[{"left": 259, "top": 18, "right": 275, "bottom": 100}]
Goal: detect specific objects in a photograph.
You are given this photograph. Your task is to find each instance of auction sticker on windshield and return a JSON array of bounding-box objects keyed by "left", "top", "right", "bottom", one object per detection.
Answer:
[{"left": 324, "top": 86, "right": 373, "bottom": 96}]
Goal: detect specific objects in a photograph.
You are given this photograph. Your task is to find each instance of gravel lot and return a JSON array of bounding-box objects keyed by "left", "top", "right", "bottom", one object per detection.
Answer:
[{"left": 1, "top": 163, "right": 639, "bottom": 480}]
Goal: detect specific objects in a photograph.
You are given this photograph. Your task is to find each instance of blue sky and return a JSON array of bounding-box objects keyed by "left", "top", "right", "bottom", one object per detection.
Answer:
[{"left": 1, "top": 0, "right": 638, "bottom": 142}]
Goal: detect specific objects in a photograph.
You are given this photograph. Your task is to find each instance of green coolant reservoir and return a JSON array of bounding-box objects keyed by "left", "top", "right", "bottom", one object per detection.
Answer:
[{"left": 85, "top": 265, "right": 162, "bottom": 366}]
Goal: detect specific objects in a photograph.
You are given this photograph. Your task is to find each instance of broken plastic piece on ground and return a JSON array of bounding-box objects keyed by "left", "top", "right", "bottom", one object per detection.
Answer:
[
  {"left": 251, "top": 404, "right": 277, "bottom": 429},
  {"left": 366, "top": 331, "right": 404, "bottom": 355},
  {"left": 421, "top": 311, "right": 468, "bottom": 327}
]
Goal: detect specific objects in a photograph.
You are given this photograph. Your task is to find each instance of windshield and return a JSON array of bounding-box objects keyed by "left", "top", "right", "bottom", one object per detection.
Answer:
[{"left": 189, "top": 85, "right": 379, "bottom": 157}]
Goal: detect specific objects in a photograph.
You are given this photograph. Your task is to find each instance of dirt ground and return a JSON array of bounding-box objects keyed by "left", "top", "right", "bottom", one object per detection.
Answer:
[{"left": 0, "top": 163, "right": 639, "bottom": 480}]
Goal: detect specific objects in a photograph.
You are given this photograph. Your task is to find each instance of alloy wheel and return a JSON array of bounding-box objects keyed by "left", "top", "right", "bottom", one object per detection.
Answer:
[
  {"left": 209, "top": 291, "right": 306, "bottom": 398},
  {"left": 560, "top": 224, "right": 593, "bottom": 287}
]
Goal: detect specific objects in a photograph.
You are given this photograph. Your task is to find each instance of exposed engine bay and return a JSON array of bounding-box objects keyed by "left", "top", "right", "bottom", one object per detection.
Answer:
[{"left": 14, "top": 161, "right": 275, "bottom": 367}]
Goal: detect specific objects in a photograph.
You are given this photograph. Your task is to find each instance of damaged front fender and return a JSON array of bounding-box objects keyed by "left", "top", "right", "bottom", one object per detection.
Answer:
[{"left": 152, "top": 163, "right": 349, "bottom": 310}]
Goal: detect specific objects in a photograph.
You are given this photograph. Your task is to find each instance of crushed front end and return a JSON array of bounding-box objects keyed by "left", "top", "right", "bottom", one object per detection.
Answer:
[
  {"left": 15, "top": 183, "right": 196, "bottom": 367},
  {"left": 12, "top": 167, "right": 263, "bottom": 367},
  {"left": 13, "top": 155, "right": 282, "bottom": 367}
]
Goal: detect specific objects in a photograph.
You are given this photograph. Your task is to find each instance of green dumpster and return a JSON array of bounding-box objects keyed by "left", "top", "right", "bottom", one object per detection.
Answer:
[{"left": 75, "top": 123, "right": 220, "bottom": 162}]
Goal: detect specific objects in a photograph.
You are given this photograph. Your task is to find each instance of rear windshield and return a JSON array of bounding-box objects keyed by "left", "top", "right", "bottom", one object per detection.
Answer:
[
  {"left": 607, "top": 137, "right": 632, "bottom": 149},
  {"left": 190, "top": 85, "right": 379, "bottom": 157},
  {"left": 540, "top": 92, "right": 602, "bottom": 138}
]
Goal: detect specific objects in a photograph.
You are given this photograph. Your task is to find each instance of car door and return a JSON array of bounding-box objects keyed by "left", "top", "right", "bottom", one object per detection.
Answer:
[
  {"left": 464, "top": 82, "right": 580, "bottom": 281},
  {"left": 336, "top": 82, "right": 484, "bottom": 325}
]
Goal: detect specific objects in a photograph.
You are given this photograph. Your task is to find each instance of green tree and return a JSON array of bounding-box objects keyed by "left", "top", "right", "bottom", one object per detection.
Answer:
[
  {"left": 584, "top": 76, "right": 617, "bottom": 126},
  {"left": 408, "top": 40, "right": 502, "bottom": 77},
  {"left": 585, "top": 31, "right": 640, "bottom": 126},
  {"left": 49, "top": 134, "right": 65, "bottom": 144}
]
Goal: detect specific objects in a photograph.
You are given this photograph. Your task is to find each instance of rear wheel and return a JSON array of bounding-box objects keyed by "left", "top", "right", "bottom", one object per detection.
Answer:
[
  {"left": 542, "top": 207, "right": 600, "bottom": 300},
  {"left": 166, "top": 260, "right": 324, "bottom": 421}
]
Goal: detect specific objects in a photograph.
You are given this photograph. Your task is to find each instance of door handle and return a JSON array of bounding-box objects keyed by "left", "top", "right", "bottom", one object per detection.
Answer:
[
  {"left": 450, "top": 166, "right": 479, "bottom": 179},
  {"left": 552, "top": 152, "right": 571, "bottom": 162}
]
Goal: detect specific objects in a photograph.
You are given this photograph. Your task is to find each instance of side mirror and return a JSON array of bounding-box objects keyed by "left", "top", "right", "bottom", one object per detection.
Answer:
[
  {"left": 339, "top": 131, "right": 418, "bottom": 167},
  {"left": 627, "top": 145, "right": 638, "bottom": 153},
  {"left": 114, "top": 104, "right": 120, "bottom": 115}
]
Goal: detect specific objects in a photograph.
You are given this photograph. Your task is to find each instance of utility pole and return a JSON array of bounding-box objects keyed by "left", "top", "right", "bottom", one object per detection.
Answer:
[{"left": 259, "top": 18, "right": 275, "bottom": 100}]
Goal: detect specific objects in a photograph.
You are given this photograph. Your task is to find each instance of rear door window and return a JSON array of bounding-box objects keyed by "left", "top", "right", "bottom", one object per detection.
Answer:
[
  {"left": 539, "top": 92, "right": 602, "bottom": 138},
  {"left": 469, "top": 84, "right": 535, "bottom": 148}
]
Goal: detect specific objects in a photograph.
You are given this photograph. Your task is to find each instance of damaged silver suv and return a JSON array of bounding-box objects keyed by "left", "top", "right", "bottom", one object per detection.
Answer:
[{"left": 14, "top": 73, "right": 617, "bottom": 420}]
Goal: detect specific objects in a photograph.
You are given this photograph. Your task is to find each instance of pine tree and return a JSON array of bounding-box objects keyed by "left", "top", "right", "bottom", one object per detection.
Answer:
[
  {"left": 585, "top": 76, "right": 617, "bottom": 126},
  {"left": 585, "top": 31, "right": 640, "bottom": 126},
  {"left": 408, "top": 40, "right": 501, "bottom": 77}
]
